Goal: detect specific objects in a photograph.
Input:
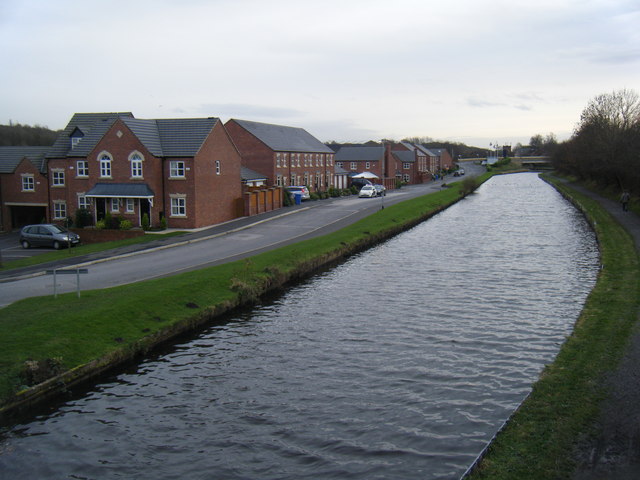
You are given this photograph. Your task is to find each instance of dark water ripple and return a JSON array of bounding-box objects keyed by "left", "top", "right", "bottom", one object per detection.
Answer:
[{"left": 0, "top": 173, "right": 599, "bottom": 480}]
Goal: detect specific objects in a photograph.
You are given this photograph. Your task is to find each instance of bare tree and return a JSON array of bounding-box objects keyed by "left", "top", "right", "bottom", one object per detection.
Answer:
[{"left": 555, "top": 89, "right": 640, "bottom": 191}]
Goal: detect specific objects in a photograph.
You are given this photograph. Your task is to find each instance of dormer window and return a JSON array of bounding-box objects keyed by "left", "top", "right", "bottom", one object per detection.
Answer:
[{"left": 70, "top": 127, "right": 84, "bottom": 149}]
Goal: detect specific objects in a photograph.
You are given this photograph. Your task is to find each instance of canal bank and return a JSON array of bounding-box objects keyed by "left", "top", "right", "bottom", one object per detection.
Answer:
[
  {"left": 0, "top": 175, "right": 485, "bottom": 422},
  {"left": 465, "top": 175, "right": 640, "bottom": 479}
]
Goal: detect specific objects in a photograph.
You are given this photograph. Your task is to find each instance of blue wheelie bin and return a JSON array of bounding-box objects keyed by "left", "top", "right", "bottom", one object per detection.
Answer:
[{"left": 294, "top": 192, "right": 302, "bottom": 205}]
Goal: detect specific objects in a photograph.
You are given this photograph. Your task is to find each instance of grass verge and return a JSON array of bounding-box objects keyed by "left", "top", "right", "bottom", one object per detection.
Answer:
[
  {"left": 1, "top": 231, "right": 186, "bottom": 271},
  {"left": 466, "top": 176, "right": 640, "bottom": 479},
  {"left": 0, "top": 176, "right": 490, "bottom": 416}
]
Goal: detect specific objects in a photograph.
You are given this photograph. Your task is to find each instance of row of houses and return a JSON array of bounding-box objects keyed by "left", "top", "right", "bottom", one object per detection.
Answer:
[{"left": 0, "top": 112, "right": 454, "bottom": 232}]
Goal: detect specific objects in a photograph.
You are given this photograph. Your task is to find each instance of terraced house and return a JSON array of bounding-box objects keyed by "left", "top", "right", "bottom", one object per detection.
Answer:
[
  {"left": 225, "top": 119, "right": 336, "bottom": 192},
  {"left": 43, "top": 112, "right": 242, "bottom": 230},
  {"left": 0, "top": 146, "right": 50, "bottom": 231}
]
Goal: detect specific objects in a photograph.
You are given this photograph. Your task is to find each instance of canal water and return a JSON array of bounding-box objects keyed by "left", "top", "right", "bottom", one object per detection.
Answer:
[{"left": 0, "top": 173, "right": 599, "bottom": 480}]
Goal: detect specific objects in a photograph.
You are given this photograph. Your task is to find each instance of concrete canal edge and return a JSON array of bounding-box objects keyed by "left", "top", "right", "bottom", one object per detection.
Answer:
[{"left": 1, "top": 182, "right": 483, "bottom": 423}]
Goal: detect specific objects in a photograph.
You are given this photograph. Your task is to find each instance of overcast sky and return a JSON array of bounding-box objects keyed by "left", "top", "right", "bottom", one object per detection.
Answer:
[{"left": 1, "top": 0, "right": 638, "bottom": 147}]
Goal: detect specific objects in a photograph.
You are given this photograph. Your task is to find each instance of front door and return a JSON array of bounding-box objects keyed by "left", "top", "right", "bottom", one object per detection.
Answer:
[
  {"left": 96, "top": 198, "right": 106, "bottom": 222},
  {"left": 140, "top": 199, "right": 151, "bottom": 227}
]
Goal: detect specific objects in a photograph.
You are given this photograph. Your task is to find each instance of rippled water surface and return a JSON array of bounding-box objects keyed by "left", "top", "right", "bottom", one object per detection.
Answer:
[{"left": 0, "top": 173, "right": 599, "bottom": 479}]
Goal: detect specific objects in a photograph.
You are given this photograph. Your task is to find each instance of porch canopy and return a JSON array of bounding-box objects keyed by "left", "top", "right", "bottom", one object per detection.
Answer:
[
  {"left": 352, "top": 171, "right": 379, "bottom": 179},
  {"left": 85, "top": 183, "right": 155, "bottom": 205}
]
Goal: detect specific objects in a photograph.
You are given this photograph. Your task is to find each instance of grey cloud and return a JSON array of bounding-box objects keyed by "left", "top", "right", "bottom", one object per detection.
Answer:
[
  {"left": 466, "top": 98, "right": 505, "bottom": 108},
  {"left": 194, "top": 103, "right": 304, "bottom": 119},
  {"left": 591, "top": 50, "right": 640, "bottom": 65}
]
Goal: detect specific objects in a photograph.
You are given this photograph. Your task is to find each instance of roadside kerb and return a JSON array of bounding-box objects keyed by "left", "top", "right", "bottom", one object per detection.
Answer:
[{"left": 0, "top": 207, "right": 312, "bottom": 283}]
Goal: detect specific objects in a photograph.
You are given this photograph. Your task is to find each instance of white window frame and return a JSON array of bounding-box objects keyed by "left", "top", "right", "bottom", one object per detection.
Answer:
[
  {"left": 170, "top": 196, "right": 186, "bottom": 217},
  {"left": 276, "top": 153, "right": 281, "bottom": 168},
  {"left": 99, "top": 153, "right": 112, "bottom": 178},
  {"left": 76, "top": 160, "right": 89, "bottom": 177},
  {"left": 53, "top": 201, "right": 67, "bottom": 219},
  {"left": 350, "top": 162, "right": 356, "bottom": 170},
  {"left": 403, "top": 163, "right": 411, "bottom": 169},
  {"left": 52, "top": 169, "right": 65, "bottom": 186},
  {"left": 403, "top": 174, "right": 410, "bottom": 182},
  {"left": 21, "top": 174, "right": 35, "bottom": 191},
  {"left": 130, "top": 152, "right": 143, "bottom": 178},
  {"left": 365, "top": 162, "right": 371, "bottom": 169},
  {"left": 111, "top": 197, "right": 119, "bottom": 212},
  {"left": 215, "top": 160, "right": 221, "bottom": 175},
  {"left": 78, "top": 194, "right": 90, "bottom": 210},
  {"left": 126, "top": 198, "right": 135, "bottom": 213},
  {"left": 170, "top": 161, "right": 185, "bottom": 178}
]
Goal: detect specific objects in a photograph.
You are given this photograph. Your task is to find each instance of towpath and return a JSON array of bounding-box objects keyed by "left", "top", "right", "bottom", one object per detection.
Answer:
[{"left": 566, "top": 181, "right": 640, "bottom": 479}]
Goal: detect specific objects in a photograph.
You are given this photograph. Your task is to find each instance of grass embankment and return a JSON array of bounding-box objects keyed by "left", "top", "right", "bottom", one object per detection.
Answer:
[
  {"left": 467, "top": 176, "right": 640, "bottom": 479},
  {"left": 0, "top": 176, "right": 489, "bottom": 416},
  {"left": 1, "top": 231, "right": 186, "bottom": 271}
]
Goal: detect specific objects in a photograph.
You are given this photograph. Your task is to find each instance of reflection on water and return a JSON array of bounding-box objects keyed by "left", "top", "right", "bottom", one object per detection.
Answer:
[{"left": 0, "top": 173, "right": 599, "bottom": 479}]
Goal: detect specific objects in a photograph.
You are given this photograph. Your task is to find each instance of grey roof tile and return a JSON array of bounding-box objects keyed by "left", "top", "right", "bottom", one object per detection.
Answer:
[
  {"left": 156, "top": 118, "right": 219, "bottom": 157},
  {"left": 392, "top": 150, "right": 415, "bottom": 163},
  {"left": 122, "top": 118, "right": 164, "bottom": 156},
  {"left": 85, "top": 182, "right": 155, "bottom": 198},
  {"left": 241, "top": 166, "right": 267, "bottom": 181},
  {"left": 231, "top": 119, "right": 333, "bottom": 153},
  {"left": 334, "top": 146, "right": 384, "bottom": 162},
  {"left": 0, "top": 146, "right": 50, "bottom": 173},
  {"left": 47, "top": 112, "right": 134, "bottom": 158}
]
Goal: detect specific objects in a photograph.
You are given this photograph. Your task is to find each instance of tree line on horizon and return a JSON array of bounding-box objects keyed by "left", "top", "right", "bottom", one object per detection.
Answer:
[
  {"left": 0, "top": 121, "right": 60, "bottom": 146},
  {"left": 552, "top": 88, "right": 640, "bottom": 194}
]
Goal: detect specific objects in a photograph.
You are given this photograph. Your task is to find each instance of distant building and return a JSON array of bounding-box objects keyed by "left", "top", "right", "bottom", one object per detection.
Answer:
[{"left": 225, "top": 119, "right": 335, "bottom": 192}]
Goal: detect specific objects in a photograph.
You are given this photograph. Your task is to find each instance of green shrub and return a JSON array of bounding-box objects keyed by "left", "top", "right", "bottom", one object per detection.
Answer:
[
  {"left": 74, "top": 208, "right": 93, "bottom": 228},
  {"left": 95, "top": 219, "right": 106, "bottom": 230},
  {"left": 141, "top": 213, "right": 150, "bottom": 231},
  {"left": 160, "top": 216, "right": 167, "bottom": 230},
  {"left": 283, "top": 190, "right": 293, "bottom": 206},
  {"left": 460, "top": 177, "right": 480, "bottom": 197},
  {"left": 119, "top": 219, "right": 133, "bottom": 230}
]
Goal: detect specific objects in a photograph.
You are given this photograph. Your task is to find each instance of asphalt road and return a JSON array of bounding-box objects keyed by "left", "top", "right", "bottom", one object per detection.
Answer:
[{"left": 0, "top": 164, "right": 484, "bottom": 308}]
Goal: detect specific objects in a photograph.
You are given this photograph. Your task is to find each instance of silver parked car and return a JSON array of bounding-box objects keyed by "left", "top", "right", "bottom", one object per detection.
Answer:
[
  {"left": 20, "top": 224, "right": 81, "bottom": 249},
  {"left": 358, "top": 184, "right": 377, "bottom": 198}
]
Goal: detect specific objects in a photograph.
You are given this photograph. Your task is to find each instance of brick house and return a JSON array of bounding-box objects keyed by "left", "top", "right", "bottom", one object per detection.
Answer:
[
  {"left": 426, "top": 147, "right": 454, "bottom": 171},
  {"left": 391, "top": 149, "right": 420, "bottom": 184},
  {"left": 44, "top": 112, "right": 243, "bottom": 229},
  {"left": 0, "top": 146, "right": 50, "bottom": 231},
  {"left": 333, "top": 144, "right": 395, "bottom": 188},
  {"left": 225, "top": 119, "right": 335, "bottom": 192}
]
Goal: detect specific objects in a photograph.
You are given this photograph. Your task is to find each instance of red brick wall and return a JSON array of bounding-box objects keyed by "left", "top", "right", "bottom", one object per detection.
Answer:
[
  {"left": 225, "top": 120, "right": 275, "bottom": 183},
  {"left": 191, "top": 121, "right": 243, "bottom": 227}
]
